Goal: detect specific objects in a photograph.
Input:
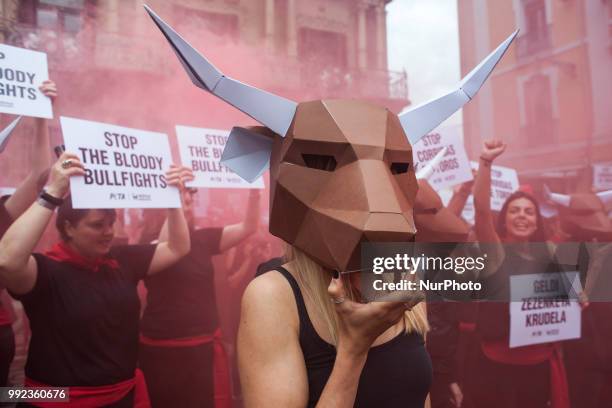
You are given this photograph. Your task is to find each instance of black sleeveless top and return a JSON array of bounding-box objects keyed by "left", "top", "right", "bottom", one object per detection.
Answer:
[
  {"left": 275, "top": 267, "right": 432, "bottom": 408},
  {"left": 477, "top": 245, "right": 558, "bottom": 342}
]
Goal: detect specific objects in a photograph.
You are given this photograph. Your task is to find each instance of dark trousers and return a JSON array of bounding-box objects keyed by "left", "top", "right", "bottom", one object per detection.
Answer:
[
  {"left": 139, "top": 342, "right": 214, "bottom": 408},
  {"left": 0, "top": 324, "right": 14, "bottom": 386},
  {"left": 564, "top": 304, "right": 612, "bottom": 408},
  {"left": 470, "top": 344, "right": 550, "bottom": 408},
  {"left": 429, "top": 375, "right": 454, "bottom": 408}
]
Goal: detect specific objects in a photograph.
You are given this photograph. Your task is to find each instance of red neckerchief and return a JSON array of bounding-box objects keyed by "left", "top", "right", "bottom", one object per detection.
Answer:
[{"left": 45, "top": 241, "right": 119, "bottom": 272}]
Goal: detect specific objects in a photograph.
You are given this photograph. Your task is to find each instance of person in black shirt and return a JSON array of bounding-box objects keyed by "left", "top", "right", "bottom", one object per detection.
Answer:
[
  {"left": 0, "top": 153, "right": 192, "bottom": 407},
  {"left": 139, "top": 187, "right": 260, "bottom": 408},
  {"left": 0, "top": 80, "right": 57, "bottom": 387}
]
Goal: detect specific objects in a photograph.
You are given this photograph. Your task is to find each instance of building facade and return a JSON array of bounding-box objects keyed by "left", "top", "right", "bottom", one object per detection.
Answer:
[
  {"left": 457, "top": 0, "right": 612, "bottom": 192},
  {"left": 0, "top": 0, "right": 408, "bottom": 187}
]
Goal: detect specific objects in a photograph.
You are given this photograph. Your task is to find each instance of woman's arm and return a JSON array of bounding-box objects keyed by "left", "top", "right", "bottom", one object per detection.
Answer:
[
  {"left": 227, "top": 245, "right": 253, "bottom": 289},
  {"left": 473, "top": 140, "right": 506, "bottom": 244},
  {"left": 473, "top": 140, "right": 506, "bottom": 276},
  {"left": 238, "top": 270, "right": 413, "bottom": 408},
  {"left": 447, "top": 178, "right": 473, "bottom": 218},
  {"left": 147, "top": 166, "right": 192, "bottom": 275},
  {"left": 238, "top": 272, "right": 309, "bottom": 407},
  {"left": 4, "top": 81, "right": 56, "bottom": 219},
  {"left": 0, "top": 153, "right": 85, "bottom": 294},
  {"left": 219, "top": 189, "right": 261, "bottom": 252}
]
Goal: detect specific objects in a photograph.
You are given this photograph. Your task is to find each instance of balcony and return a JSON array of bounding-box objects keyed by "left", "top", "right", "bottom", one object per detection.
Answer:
[
  {"left": 259, "top": 56, "right": 408, "bottom": 105},
  {"left": 516, "top": 26, "right": 552, "bottom": 60},
  {"left": 6, "top": 23, "right": 93, "bottom": 72}
]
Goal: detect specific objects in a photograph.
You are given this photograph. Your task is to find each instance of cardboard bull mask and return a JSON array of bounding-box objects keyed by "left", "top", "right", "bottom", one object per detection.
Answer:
[
  {"left": 145, "top": 5, "right": 516, "bottom": 271},
  {"left": 545, "top": 186, "right": 612, "bottom": 241}
]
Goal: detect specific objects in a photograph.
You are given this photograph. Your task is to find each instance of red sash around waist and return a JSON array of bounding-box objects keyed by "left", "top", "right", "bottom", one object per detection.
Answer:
[
  {"left": 24, "top": 369, "right": 150, "bottom": 408},
  {"left": 139, "top": 328, "right": 231, "bottom": 408},
  {"left": 481, "top": 340, "right": 569, "bottom": 408}
]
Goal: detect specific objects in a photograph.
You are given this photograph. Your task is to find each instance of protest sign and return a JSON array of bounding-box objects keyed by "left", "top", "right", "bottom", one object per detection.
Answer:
[
  {"left": 412, "top": 126, "right": 472, "bottom": 190},
  {"left": 0, "top": 187, "right": 16, "bottom": 197},
  {"left": 60, "top": 117, "right": 181, "bottom": 208},
  {"left": 509, "top": 272, "right": 581, "bottom": 348},
  {"left": 593, "top": 162, "right": 612, "bottom": 191},
  {"left": 176, "top": 125, "right": 265, "bottom": 189},
  {"left": 471, "top": 161, "right": 519, "bottom": 211},
  {"left": 0, "top": 44, "right": 52, "bottom": 118}
]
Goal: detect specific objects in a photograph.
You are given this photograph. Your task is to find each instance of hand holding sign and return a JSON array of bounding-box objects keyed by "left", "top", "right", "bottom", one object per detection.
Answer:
[
  {"left": 45, "top": 152, "right": 86, "bottom": 199},
  {"left": 39, "top": 80, "right": 57, "bottom": 103},
  {"left": 165, "top": 165, "right": 195, "bottom": 192}
]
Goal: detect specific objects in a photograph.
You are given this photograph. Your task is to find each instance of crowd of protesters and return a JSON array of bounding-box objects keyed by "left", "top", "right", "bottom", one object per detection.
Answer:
[{"left": 0, "top": 80, "right": 611, "bottom": 408}]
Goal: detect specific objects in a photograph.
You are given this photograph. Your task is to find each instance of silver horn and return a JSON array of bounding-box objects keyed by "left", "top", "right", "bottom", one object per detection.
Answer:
[
  {"left": 400, "top": 30, "right": 518, "bottom": 144},
  {"left": 144, "top": 5, "right": 297, "bottom": 137},
  {"left": 416, "top": 146, "right": 448, "bottom": 181},
  {"left": 544, "top": 185, "right": 571, "bottom": 207},
  {"left": 0, "top": 116, "right": 22, "bottom": 153},
  {"left": 596, "top": 190, "right": 612, "bottom": 207}
]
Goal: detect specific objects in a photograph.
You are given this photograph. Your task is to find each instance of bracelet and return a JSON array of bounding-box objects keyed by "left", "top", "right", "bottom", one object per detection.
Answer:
[
  {"left": 36, "top": 196, "right": 57, "bottom": 211},
  {"left": 479, "top": 156, "right": 493, "bottom": 167},
  {"left": 39, "top": 189, "right": 64, "bottom": 208}
]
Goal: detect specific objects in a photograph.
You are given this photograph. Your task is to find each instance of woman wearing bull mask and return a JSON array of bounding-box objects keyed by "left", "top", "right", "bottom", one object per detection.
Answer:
[
  {"left": 472, "top": 139, "right": 568, "bottom": 408},
  {"left": 0, "top": 152, "right": 192, "bottom": 407},
  {"left": 238, "top": 143, "right": 431, "bottom": 407},
  {"left": 238, "top": 248, "right": 431, "bottom": 408}
]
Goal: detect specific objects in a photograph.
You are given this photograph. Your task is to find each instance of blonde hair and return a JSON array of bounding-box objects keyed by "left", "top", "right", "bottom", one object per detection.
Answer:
[{"left": 285, "top": 246, "right": 429, "bottom": 346}]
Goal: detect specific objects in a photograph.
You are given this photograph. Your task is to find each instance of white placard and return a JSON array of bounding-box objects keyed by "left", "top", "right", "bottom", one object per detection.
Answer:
[
  {"left": 0, "top": 44, "right": 53, "bottom": 119},
  {"left": 413, "top": 126, "right": 473, "bottom": 190},
  {"left": 0, "top": 187, "right": 16, "bottom": 197},
  {"left": 60, "top": 117, "right": 181, "bottom": 208},
  {"left": 461, "top": 194, "right": 475, "bottom": 225},
  {"left": 509, "top": 272, "right": 582, "bottom": 348},
  {"left": 176, "top": 125, "right": 265, "bottom": 189},
  {"left": 471, "top": 161, "right": 520, "bottom": 211},
  {"left": 593, "top": 162, "right": 612, "bottom": 191}
]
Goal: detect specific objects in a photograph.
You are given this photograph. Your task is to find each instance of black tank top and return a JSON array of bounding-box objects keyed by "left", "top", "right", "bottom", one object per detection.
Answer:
[{"left": 275, "top": 267, "right": 432, "bottom": 408}]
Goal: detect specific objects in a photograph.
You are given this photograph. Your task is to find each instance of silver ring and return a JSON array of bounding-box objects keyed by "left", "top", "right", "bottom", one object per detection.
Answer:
[
  {"left": 61, "top": 159, "right": 73, "bottom": 169},
  {"left": 331, "top": 297, "right": 345, "bottom": 304}
]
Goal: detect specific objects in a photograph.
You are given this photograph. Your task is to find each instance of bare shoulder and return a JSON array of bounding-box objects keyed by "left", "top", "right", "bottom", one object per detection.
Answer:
[{"left": 241, "top": 268, "right": 299, "bottom": 328}]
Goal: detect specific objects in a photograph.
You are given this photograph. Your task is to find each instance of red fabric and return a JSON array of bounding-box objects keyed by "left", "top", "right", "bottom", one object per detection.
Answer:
[
  {"left": 45, "top": 242, "right": 119, "bottom": 272},
  {"left": 519, "top": 184, "right": 534, "bottom": 195},
  {"left": 481, "top": 340, "right": 570, "bottom": 408},
  {"left": 0, "top": 305, "right": 12, "bottom": 326},
  {"left": 24, "top": 369, "right": 151, "bottom": 407},
  {"left": 0, "top": 289, "right": 15, "bottom": 325},
  {"left": 140, "top": 328, "right": 231, "bottom": 408},
  {"left": 458, "top": 322, "right": 476, "bottom": 332}
]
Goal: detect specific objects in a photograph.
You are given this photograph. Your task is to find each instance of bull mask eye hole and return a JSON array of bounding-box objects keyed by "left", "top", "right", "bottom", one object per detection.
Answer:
[
  {"left": 390, "top": 162, "right": 410, "bottom": 175},
  {"left": 301, "top": 154, "right": 337, "bottom": 171}
]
